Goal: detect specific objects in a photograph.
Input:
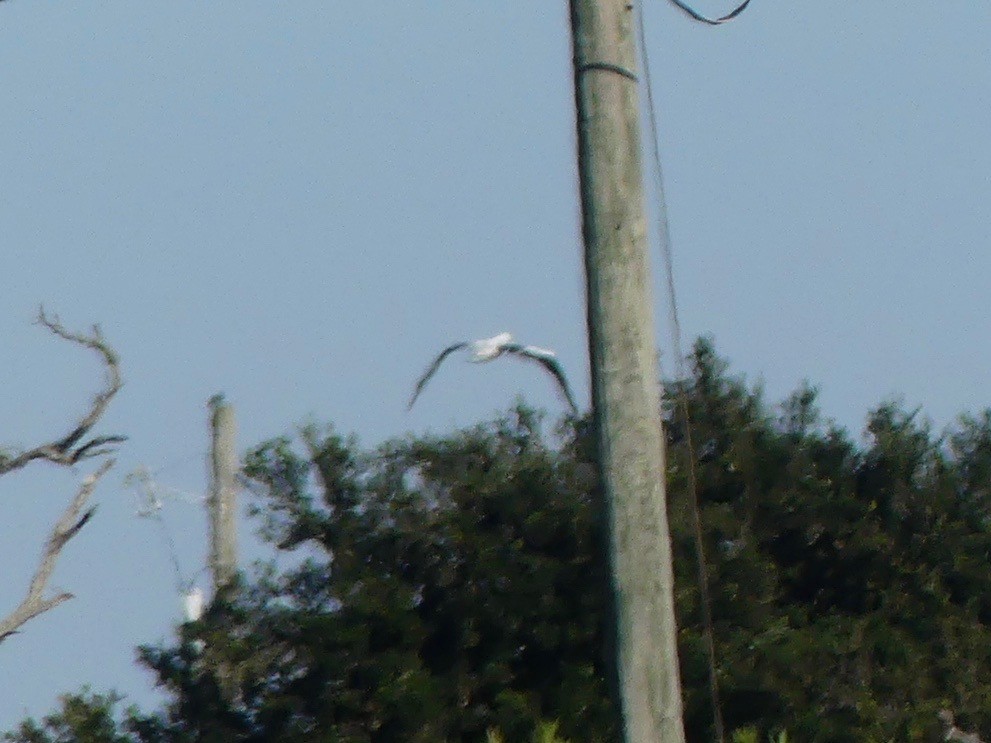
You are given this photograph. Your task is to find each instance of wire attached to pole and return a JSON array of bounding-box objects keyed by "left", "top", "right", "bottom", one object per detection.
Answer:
[
  {"left": 634, "top": 0, "right": 751, "bottom": 739},
  {"left": 126, "top": 464, "right": 206, "bottom": 595},
  {"left": 666, "top": 0, "right": 753, "bottom": 25}
]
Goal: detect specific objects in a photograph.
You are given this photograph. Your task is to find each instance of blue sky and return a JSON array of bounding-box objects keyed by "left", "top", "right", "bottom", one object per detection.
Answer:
[{"left": 1, "top": 0, "right": 989, "bottom": 726}]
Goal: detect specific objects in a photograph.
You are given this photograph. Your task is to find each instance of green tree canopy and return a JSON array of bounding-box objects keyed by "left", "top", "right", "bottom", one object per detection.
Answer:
[{"left": 10, "top": 339, "right": 991, "bottom": 742}]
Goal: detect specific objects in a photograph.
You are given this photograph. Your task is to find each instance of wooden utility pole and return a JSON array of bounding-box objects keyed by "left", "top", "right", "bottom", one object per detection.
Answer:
[
  {"left": 568, "top": 1, "right": 686, "bottom": 741},
  {"left": 208, "top": 393, "right": 238, "bottom": 592}
]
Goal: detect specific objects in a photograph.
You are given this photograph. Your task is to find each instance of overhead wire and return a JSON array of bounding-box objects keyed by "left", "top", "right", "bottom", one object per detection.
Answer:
[
  {"left": 125, "top": 460, "right": 207, "bottom": 594},
  {"left": 635, "top": 0, "right": 754, "bottom": 740},
  {"left": 667, "top": 0, "right": 753, "bottom": 26}
]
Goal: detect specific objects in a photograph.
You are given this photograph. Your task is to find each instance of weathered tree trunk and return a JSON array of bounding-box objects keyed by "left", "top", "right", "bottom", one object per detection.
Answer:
[{"left": 208, "top": 395, "right": 238, "bottom": 592}]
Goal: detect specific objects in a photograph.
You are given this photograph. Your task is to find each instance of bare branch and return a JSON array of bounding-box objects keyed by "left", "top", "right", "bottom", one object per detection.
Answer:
[
  {"left": 0, "top": 459, "right": 114, "bottom": 643},
  {"left": 0, "top": 307, "right": 125, "bottom": 475}
]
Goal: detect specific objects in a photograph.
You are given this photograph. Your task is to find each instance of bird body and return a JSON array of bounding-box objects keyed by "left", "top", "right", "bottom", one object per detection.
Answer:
[
  {"left": 409, "top": 332, "right": 577, "bottom": 413},
  {"left": 182, "top": 586, "right": 205, "bottom": 622},
  {"left": 468, "top": 332, "right": 514, "bottom": 362}
]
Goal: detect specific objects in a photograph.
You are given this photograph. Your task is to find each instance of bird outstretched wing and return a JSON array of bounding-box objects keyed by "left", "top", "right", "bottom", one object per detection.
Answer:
[
  {"left": 408, "top": 342, "right": 470, "bottom": 410},
  {"left": 507, "top": 344, "right": 579, "bottom": 414}
]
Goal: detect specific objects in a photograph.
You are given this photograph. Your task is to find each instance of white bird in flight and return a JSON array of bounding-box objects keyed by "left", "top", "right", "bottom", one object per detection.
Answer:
[{"left": 409, "top": 332, "right": 578, "bottom": 413}]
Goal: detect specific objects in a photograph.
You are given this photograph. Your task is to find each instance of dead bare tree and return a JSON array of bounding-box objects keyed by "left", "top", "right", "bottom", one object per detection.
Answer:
[{"left": 0, "top": 308, "right": 125, "bottom": 644}]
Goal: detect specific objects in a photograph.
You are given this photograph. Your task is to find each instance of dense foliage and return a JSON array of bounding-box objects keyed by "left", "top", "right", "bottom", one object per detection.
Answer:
[
  {"left": 671, "top": 342, "right": 991, "bottom": 741},
  {"left": 8, "top": 339, "right": 991, "bottom": 742},
  {"left": 3, "top": 690, "right": 133, "bottom": 743}
]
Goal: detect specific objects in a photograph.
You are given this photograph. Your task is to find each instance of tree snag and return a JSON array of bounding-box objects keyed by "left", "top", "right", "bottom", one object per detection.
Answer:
[{"left": 0, "top": 309, "right": 125, "bottom": 644}]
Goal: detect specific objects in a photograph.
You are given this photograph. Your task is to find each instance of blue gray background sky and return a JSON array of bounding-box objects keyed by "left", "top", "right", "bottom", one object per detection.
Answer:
[{"left": 1, "top": 0, "right": 989, "bottom": 726}]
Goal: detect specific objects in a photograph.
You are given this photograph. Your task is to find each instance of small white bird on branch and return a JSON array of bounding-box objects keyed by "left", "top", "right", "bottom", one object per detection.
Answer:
[
  {"left": 181, "top": 586, "right": 205, "bottom": 623},
  {"left": 408, "top": 332, "right": 578, "bottom": 414}
]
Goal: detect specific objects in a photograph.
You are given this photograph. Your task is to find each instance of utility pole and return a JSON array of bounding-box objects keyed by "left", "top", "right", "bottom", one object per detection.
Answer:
[
  {"left": 568, "top": 1, "right": 686, "bottom": 741},
  {"left": 208, "top": 393, "right": 238, "bottom": 592}
]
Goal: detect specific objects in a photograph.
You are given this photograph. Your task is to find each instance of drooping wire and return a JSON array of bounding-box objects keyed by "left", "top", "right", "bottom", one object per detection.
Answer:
[
  {"left": 125, "top": 463, "right": 206, "bottom": 595},
  {"left": 635, "top": 3, "right": 732, "bottom": 741},
  {"left": 666, "top": 0, "right": 753, "bottom": 25}
]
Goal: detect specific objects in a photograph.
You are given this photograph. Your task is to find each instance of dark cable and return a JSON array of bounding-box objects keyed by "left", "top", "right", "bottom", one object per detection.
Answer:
[
  {"left": 667, "top": 0, "right": 753, "bottom": 26},
  {"left": 636, "top": 3, "right": 727, "bottom": 741},
  {"left": 579, "top": 61, "right": 639, "bottom": 82}
]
